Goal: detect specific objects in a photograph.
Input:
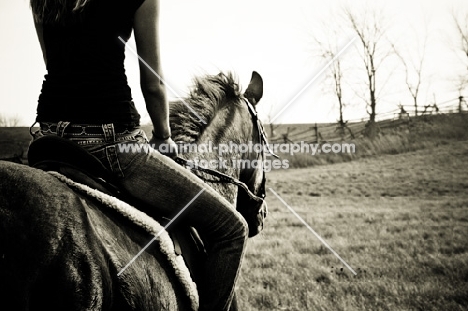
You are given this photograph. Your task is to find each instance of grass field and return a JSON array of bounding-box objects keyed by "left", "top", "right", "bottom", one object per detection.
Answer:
[{"left": 236, "top": 140, "right": 468, "bottom": 310}]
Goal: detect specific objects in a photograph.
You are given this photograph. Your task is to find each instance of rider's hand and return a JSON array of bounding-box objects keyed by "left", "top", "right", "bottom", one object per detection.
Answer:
[{"left": 149, "top": 135, "right": 179, "bottom": 158}]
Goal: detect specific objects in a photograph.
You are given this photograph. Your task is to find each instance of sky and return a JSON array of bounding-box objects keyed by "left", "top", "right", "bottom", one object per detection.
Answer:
[{"left": 1, "top": 0, "right": 467, "bottom": 126}]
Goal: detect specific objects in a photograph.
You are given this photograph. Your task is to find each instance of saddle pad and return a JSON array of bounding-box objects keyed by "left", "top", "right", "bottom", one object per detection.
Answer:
[{"left": 48, "top": 171, "right": 199, "bottom": 311}]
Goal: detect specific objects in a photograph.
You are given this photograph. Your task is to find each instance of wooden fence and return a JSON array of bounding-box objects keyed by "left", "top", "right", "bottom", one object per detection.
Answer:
[{"left": 266, "top": 96, "right": 467, "bottom": 144}]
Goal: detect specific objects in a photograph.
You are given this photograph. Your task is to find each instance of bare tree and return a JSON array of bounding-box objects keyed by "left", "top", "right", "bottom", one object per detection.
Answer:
[
  {"left": 0, "top": 114, "right": 21, "bottom": 127},
  {"left": 343, "top": 5, "right": 392, "bottom": 137},
  {"left": 313, "top": 30, "right": 348, "bottom": 136},
  {"left": 451, "top": 10, "right": 468, "bottom": 94},
  {"left": 308, "top": 11, "right": 356, "bottom": 140},
  {"left": 392, "top": 23, "right": 429, "bottom": 117},
  {"left": 264, "top": 100, "right": 281, "bottom": 138}
]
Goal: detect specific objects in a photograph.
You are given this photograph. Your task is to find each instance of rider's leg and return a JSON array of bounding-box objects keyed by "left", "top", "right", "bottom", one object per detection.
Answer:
[{"left": 114, "top": 142, "right": 248, "bottom": 311}]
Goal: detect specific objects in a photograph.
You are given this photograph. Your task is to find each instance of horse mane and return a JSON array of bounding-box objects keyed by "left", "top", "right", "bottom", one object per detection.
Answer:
[{"left": 169, "top": 72, "right": 243, "bottom": 143}]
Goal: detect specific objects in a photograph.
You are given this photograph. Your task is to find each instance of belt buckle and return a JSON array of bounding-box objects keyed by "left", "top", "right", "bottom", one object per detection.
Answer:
[{"left": 77, "top": 125, "right": 87, "bottom": 135}]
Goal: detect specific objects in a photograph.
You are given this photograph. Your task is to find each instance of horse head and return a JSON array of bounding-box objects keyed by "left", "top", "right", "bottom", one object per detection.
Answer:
[{"left": 170, "top": 71, "right": 271, "bottom": 236}]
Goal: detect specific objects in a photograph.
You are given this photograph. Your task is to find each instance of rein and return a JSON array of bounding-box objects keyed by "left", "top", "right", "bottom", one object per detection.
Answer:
[{"left": 174, "top": 156, "right": 263, "bottom": 205}]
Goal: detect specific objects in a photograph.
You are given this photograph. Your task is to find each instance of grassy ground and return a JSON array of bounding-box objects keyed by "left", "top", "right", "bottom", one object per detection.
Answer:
[{"left": 236, "top": 140, "right": 468, "bottom": 310}]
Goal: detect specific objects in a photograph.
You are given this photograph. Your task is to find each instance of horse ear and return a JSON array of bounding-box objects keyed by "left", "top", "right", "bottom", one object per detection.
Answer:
[{"left": 244, "top": 71, "right": 263, "bottom": 105}]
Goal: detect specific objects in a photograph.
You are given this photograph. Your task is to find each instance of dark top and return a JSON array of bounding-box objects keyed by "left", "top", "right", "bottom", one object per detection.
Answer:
[{"left": 36, "top": 0, "right": 145, "bottom": 124}]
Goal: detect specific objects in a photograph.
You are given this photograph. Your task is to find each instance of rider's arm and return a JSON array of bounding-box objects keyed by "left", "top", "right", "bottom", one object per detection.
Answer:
[
  {"left": 134, "top": 0, "right": 171, "bottom": 140},
  {"left": 33, "top": 18, "right": 47, "bottom": 66}
]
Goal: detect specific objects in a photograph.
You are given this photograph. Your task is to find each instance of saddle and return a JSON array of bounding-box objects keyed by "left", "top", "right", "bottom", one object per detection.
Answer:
[{"left": 28, "top": 135, "right": 207, "bottom": 283}]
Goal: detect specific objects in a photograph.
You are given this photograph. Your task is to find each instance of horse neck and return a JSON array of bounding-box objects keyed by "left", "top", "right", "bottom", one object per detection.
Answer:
[{"left": 181, "top": 102, "right": 254, "bottom": 204}]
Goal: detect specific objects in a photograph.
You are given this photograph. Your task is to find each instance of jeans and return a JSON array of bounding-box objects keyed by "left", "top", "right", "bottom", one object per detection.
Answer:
[{"left": 35, "top": 123, "right": 248, "bottom": 311}]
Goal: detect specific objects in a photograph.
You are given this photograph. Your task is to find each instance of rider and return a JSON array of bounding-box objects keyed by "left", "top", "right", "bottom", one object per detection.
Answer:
[{"left": 29, "top": 0, "right": 248, "bottom": 310}]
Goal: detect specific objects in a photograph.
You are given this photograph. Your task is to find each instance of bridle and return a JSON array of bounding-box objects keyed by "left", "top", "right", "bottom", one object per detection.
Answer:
[
  {"left": 240, "top": 97, "right": 278, "bottom": 202},
  {"left": 174, "top": 97, "right": 278, "bottom": 211}
]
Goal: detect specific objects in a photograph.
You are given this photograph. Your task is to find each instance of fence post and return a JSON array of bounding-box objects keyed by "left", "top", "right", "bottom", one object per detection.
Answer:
[
  {"left": 459, "top": 96, "right": 465, "bottom": 114},
  {"left": 313, "top": 123, "right": 322, "bottom": 143}
]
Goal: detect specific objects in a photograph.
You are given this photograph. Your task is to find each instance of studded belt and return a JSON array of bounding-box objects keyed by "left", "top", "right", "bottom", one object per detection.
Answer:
[{"left": 40, "top": 122, "right": 138, "bottom": 137}]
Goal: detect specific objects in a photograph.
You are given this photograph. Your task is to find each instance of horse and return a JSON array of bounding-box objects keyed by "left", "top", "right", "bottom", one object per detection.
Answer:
[{"left": 0, "top": 71, "right": 268, "bottom": 310}]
